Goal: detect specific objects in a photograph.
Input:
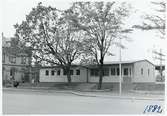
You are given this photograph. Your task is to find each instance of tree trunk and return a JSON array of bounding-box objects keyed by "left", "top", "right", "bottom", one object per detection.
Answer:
[
  {"left": 66, "top": 66, "right": 71, "bottom": 85},
  {"left": 98, "top": 58, "right": 104, "bottom": 90}
]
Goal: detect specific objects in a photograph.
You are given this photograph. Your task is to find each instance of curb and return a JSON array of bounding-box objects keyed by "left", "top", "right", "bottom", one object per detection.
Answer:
[
  {"left": 69, "top": 91, "right": 164, "bottom": 101},
  {"left": 16, "top": 86, "right": 112, "bottom": 92},
  {"left": 129, "top": 90, "right": 164, "bottom": 95},
  {"left": 3, "top": 87, "right": 164, "bottom": 101}
]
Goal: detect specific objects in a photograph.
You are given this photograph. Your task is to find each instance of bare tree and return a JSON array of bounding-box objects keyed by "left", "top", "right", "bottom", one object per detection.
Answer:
[
  {"left": 14, "top": 3, "right": 83, "bottom": 84},
  {"left": 67, "top": 2, "right": 132, "bottom": 89},
  {"left": 133, "top": 1, "right": 165, "bottom": 38}
]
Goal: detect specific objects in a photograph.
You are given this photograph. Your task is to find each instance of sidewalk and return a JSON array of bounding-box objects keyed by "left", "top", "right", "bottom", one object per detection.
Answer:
[{"left": 3, "top": 87, "right": 164, "bottom": 101}]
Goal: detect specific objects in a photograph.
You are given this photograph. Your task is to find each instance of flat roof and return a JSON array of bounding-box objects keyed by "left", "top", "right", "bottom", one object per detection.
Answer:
[
  {"left": 40, "top": 65, "right": 84, "bottom": 69},
  {"left": 40, "top": 59, "right": 154, "bottom": 69}
]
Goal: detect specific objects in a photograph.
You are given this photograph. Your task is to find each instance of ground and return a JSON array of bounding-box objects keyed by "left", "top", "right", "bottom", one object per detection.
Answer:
[{"left": 3, "top": 89, "right": 164, "bottom": 114}]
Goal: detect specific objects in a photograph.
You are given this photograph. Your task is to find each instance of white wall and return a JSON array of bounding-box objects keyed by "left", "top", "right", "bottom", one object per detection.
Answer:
[
  {"left": 133, "top": 61, "right": 155, "bottom": 83},
  {"left": 88, "top": 65, "right": 132, "bottom": 83},
  {"left": 39, "top": 61, "right": 155, "bottom": 83},
  {"left": 39, "top": 67, "right": 87, "bottom": 82}
]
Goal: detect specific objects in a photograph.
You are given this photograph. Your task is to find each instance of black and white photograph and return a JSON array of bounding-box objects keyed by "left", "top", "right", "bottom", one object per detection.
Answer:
[{"left": 1, "top": 0, "right": 166, "bottom": 115}]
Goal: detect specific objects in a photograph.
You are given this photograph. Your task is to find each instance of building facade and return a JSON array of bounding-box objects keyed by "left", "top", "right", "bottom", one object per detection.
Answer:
[
  {"left": 2, "top": 34, "right": 32, "bottom": 84},
  {"left": 39, "top": 60, "right": 156, "bottom": 83}
]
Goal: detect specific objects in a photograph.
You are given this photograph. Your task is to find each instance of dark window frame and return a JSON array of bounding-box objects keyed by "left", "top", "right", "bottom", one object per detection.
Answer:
[
  {"left": 148, "top": 69, "right": 150, "bottom": 76},
  {"left": 10, "top": 69, "right": 13, "bottom": 76},
  {"left": 63, "top": 69, "right": 67, "bottom": 75},
  {"left": 51, "top": 70, "right": 55, "bottom": 76},
  {"left": 9, "top": 56, "right": 16, "bottom": 63},
  {"left": 3, "top": 53, "right": 5, "bottom": 63},
  {"left": 76, "top": 69, "right": 80, "bottom": 75},
  {"left": 103, "top": 68, "right": 109, "bottom": 76},
  {"left": 117, "top": 68, "right": 120, "bottom": 76},
  {"left": 141, "top": 68, "right": 143, "bottom": 75},
  {"left": 70, "top": 70, "right": 73, "bottom": 75},
  {"left": 10, "top": 68, "right": 15, "bottom": 76},
  {"left": 21, "top": 57, "right": 26, "bottom": 64},
  {"left": 111, "top": 68, "right": 116, "bottom": 76},
  {"left": 57, "top": 70, "right": 61, "bottom": 76},
  {"left": 45, "top": 70, "right": 49, "bottom": 76},
  {"left": 129, "top": 68, "right": 131, "bottom": 75},
  {"left": 123, "top": 68, "right": 128, "bottom": 76},
  {"left": 90, "top": 69, "right": 99, "bottom": 77}
]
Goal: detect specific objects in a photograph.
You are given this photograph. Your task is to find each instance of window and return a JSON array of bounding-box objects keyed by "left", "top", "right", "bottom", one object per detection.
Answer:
[
  {"left": 141, "top": 68, "right": 143, "bottom": 75},
  {"left": 90, "top": 69, "right": 94, "bottom": 76},
  {"left": 3, "top": 53, "right": 5, "bottom": 63},
  {"left": 90, "top": 69, "right": 99, "bottom": 76},
  {"left": 63, "top": 69, "right": 73, "bottom": 75},
  {"left": 111, "top": 68, "right": 116, "bottom": 75},
  {"left": 21, "top": 57, "right": 26, "bottom": 64},
  {"left": 70, "top": 70, "right": 73, "bottom": 75},
  {"left": 57, "top": 70, "right": 61, "bottom": 75},
  {"left": 123, "top": 68, "right": 128, "bottom": 76},
  {"left": 129, "top": 68, "right": 131, "bottom": 75},
  {"left": 76, "top": 69, "right": 80, "bottom": 75},
  {"left": 10, "top": 69, "right": 13, "bottom": 76},
  {"left": 10, "top": 68, "right": 15, "bottom": 76},
  {"left": 45, "top": 70, "right": 49, "bottom": 76},
  {"left": 148, "top": 69, "right": 150, "bottom": 76},
  {"left": 63, "top": 69, "right": 67, "bottom": 75},
  {"left": 117, "top": 68, "right": 120, "bottom": 75},
  {"left": 9, "top": 56, "right": 16, "bottom": 63},
  {"left": 103, "top": 68, "right": 109, "bottom": 76},
  {"left": 51, "top": 70, "right": 55, "bottom": 76}
]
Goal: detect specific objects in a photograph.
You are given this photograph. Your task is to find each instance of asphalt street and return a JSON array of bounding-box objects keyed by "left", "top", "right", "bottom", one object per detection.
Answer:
[{"left": 3, "top": 89, "right": 164, "bottom": 114}]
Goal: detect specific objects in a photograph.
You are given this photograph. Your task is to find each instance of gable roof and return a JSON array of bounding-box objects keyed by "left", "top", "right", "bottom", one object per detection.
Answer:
[
  {"left": 103, "top": 59, "right": 154, "bottom": 65},
  {"left": 133, "top": 59, "right": 155, "bottom": 66}
]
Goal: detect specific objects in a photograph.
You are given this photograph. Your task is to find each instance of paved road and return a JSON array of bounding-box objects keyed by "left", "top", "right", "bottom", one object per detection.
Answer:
[{"left": 3, "top": 90, "right": 164, "bottom": 114}]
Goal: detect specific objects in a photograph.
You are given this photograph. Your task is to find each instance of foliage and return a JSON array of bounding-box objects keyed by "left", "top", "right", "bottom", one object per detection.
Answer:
[
  {"left": 14, "top": 2, "right": 84, "bottom": 83},
  {"left": 133, "top": 1, "right": 165, "bottom": 38},
  {"left": 67, "top": 2, "right": 132, "bottom": 89}
]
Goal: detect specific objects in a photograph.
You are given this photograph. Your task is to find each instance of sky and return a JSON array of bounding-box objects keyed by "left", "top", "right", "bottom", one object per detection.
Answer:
[{"left": 0, "top": 0, "right": 166, "bottom": 65}]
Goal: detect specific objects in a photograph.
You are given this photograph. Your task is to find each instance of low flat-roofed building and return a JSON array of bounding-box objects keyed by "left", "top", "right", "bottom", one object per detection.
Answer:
[{"left": 39, "top": 59, "right": 155, "bottom": 84}]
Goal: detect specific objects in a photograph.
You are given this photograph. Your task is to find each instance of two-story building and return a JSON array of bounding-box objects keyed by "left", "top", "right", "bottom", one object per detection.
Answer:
[
  {"left": 39, "top": 59, "right": 155, "bottom": 84},
  {"left": 2, "top": 33, "right": 32, "bottom": 84}
]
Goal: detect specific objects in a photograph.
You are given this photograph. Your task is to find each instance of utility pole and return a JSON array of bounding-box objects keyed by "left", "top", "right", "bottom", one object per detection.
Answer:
[
  {"left": 119, "top": 38, "right": 122, "bottom": 95},
  {"left": 153, "top": 49, "right": 165, "bottom": 78}
]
